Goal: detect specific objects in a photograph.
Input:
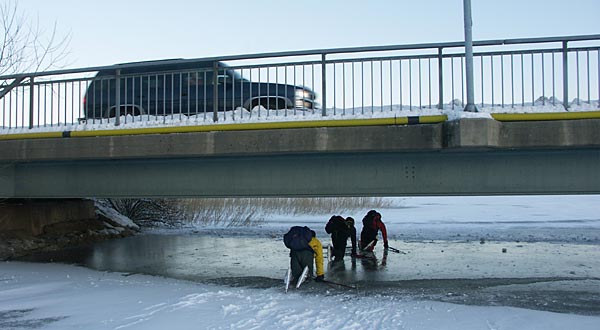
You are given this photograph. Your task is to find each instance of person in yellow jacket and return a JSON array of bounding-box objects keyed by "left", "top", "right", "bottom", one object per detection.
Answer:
[
  {"left": 284, "top": 226, "right": 324, "bottom": 282},
  {"left": 307, "top": 230, "right": 325, "bottom": 281}
]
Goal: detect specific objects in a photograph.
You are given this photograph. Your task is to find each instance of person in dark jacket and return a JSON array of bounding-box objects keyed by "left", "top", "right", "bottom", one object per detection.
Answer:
[
  {"left": 284, "top": 226, "right": 325, "bottom": 282},
  {"left": 359, "top": 210, "right": 388, "bottom": 251},
  {"left": 325, "top": 215, "right": 357, "bottom": 261}
]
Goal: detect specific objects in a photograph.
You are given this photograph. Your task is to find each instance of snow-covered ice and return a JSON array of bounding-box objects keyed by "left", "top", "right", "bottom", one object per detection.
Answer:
[{"left": 1, "top": 261, "right": 599, "bottom": 330}]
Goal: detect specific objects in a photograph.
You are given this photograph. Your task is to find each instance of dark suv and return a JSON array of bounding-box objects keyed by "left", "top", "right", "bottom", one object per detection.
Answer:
[{"left": 83, "top": 59, "right": 316, "bottom": 119}]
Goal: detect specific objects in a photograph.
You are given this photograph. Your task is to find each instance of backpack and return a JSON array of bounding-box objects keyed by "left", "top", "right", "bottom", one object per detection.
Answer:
[
  {"left": 361, "top": 210, "right": 380, "bottom": 236},
  {"left": 325, "top": 215, "right": 346, "bottom": 234},
  {"left": 284, "top": 226, "right": 313, "bottom": 251}
]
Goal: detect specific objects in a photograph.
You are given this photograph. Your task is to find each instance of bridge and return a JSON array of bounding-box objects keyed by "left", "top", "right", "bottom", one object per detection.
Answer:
[
  {"left": 1, "top": 35, "right": 599, "bottom": 197},
  {"left": 1, "top": 114, "right": 599, "bottom": 197}
]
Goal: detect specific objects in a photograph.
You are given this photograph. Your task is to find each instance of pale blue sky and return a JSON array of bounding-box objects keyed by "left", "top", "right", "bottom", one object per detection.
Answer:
[{"left": 19, "top": 0, "right": 600, "bottom": 69}]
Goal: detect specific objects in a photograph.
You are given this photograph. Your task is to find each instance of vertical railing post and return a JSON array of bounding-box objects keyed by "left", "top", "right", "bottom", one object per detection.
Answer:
[
  {"left": 213, "top": 61, "right": 219, "bottom": 122},
  {"left": 321, "top": 54, "right": 327, "bottom": 116},
  {"left": 29, "top": 76, "right": 34, "bottom": 129},
  {"left": 115, "top": 69, "right": 121, "bottom": 126},
  {"left": 562, "top": 41, "right": 569, "bottom": 110},
  {"left": 438, "top": 47, "right": 444, "bottom": 109},
  {"left": 463, "top": 0, "right": 477, "bottom": 112}
]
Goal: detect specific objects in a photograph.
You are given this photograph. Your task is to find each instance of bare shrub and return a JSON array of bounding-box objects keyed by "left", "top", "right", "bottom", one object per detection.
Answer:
[
  {"left": 103, "top": 199, "right": 184, "bottom": 228},
  {"left": 1, "top": 0, "right": 70, "bottom": 75},
  {"left": 101, "top": 197, "right": 398, "bottom": 228},
  {"left": 179, "top": 197, "right": 396, "bottom": 227},
  {"left": 258, "top": 197, "right": 396, "bottom": 215},
  {"left": 179, "top": 198, "right": 263, "bottom": 227}
]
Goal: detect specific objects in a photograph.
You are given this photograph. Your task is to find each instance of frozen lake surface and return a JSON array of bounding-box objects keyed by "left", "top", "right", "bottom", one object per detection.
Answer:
[
  {"left": 17, "top": 232, "right": 600, "bottom": 316},
  {"left": 15, "top": 195, "right": 600, "bottom": 316}
]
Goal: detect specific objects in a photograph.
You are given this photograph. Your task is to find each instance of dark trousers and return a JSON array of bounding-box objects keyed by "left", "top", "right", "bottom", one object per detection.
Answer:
[
  {"left": 360, "top": 231, "right": 377, "bottom": 250},
  {"left": 332, "top": 241, "right": 347, "bottom": 260},
  {"left": 331, "top": 232, "right": 349, "bottom": 260},
  {"left": 290, "top": 249, "right": 314, "bottom": 279}
]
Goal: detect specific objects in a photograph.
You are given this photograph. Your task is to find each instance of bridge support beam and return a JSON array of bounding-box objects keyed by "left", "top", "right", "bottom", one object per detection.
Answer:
[{"left": 2, "top": 148, "right": 599, "bottom": 197}]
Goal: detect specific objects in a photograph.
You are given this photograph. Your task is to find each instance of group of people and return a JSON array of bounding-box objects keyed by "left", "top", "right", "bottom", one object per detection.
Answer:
[{"left": 283, "top": 209, "right": 389, "bottom": 284}]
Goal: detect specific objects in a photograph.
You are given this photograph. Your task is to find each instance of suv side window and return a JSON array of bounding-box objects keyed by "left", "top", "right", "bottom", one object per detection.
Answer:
[
  {"left": 186, "top": 72, "right": 204, "bottom": 86},
  {"left": 147, "top": 75, "right": 161, "bottom": 89}
]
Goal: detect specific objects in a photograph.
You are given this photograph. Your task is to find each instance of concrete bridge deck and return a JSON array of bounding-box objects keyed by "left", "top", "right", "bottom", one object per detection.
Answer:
[{"left": 1, "top": 117, "right": 599, "bottom": 197}]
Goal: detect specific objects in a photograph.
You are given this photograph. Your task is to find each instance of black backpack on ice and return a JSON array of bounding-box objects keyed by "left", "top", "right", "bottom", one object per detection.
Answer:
[
  {"left": 284, "top": 226, "right": 313, "bottom": 251},
  {"left": 325, "top": 215, "right": 346, "bottom": 234}
]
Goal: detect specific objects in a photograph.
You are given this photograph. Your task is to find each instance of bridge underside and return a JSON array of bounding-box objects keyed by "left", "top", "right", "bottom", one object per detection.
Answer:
[{"left": 2, "top": 148, "right": 598, "bottom": 197}]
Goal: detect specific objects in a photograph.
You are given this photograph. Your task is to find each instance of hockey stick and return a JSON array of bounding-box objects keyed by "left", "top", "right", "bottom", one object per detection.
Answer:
[
  {"left": 360, "top": 240, "right": 375, "bottom": 251},
  {"left": 284, "top": 267, "right": 292, "bottom": 293},
  {"left": 296, "top": 266, "right": 309, "bottom": 288},
  {"left": 320, "top": 279, "right": 356, "bottom": 289},
  {"left": 385, "top": 246, "right": 407, "bottom": 254}
]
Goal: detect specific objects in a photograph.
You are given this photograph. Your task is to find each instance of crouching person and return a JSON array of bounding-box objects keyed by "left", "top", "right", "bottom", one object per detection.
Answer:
[
  {"left": 360, "top": 210, "right": 388, "bottom": 251},
  {"left": 325, "top": 215, "right": 357, "bottom": 261},
  {"left": 284, "top": 226, "right": 325, "bottom": 283}
]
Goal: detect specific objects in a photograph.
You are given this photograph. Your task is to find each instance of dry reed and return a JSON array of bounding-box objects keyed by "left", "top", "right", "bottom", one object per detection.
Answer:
[{"left": 179, "top": 197, "right": 396, "bottom": 227}]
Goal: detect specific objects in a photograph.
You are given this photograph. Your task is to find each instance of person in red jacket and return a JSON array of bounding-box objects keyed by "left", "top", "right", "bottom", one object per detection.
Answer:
[{"left": 359, "top": 210, "right": 388, "bottom": 251}]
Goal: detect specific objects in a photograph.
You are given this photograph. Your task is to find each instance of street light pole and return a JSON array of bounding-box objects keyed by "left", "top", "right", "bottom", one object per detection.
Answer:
[{"left": 463, "top": 0, "right": 477, "bottom": 112}]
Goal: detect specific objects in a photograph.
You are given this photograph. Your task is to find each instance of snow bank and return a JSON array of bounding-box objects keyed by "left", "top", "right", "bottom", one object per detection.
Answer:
[
  {"left": 94, "top": 200, "right": 140, "bottom": 231},
  {"left": 2, "top": 100, "right": 598, "bottom": 135},
  {"left": 1, "top": 262, "right": 598, "bottom": 330}
]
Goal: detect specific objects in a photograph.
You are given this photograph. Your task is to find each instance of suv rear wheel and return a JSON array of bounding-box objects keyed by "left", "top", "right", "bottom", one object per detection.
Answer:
[{"left": 108, "top": 105, "right": 143, "bottom": 117}]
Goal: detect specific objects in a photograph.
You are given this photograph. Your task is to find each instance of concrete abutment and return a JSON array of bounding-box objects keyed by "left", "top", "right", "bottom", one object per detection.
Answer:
[{"left": 0, "top": 198, "right": 139, "bottom": 260}]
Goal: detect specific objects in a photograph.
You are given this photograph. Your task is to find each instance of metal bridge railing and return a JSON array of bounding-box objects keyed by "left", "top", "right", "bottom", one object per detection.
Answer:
[{"left": 1, "top": 34, "right": 599, "bottom": 132}]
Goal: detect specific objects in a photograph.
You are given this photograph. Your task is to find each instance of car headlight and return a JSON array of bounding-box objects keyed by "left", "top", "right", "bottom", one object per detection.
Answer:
[{"left": 295, "top": 89, "right": 312, "bottom": 100}]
